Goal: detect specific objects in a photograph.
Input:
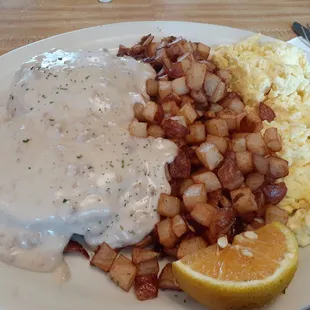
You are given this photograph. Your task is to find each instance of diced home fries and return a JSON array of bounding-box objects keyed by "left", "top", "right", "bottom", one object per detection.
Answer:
[
  {"left": 156, "top": 218, "right": 178, "bottom": 248},
  {"left": 157, "top": 193, "right": 180, "bottom": 218},
  {"left": 109, "top": 254, "right": 137, "bottom": 292},
  {"left": 90, "top": 242, "right": 117, "bottom": 272},
  {"left": 183, "top": 183, "right": 207, "bottom": 212},
  {"left": 158, "top": 263, "right": 181, "bottom": 291},
  {"left": 135, "top": 274, "right": 158, "bottom": 301},
  {"left": 176, "top": 236, "right": 208, "bottom": 259},
  {"left": 66, "top": 34, "right": 292, "bottom": 302},
  {"left": 136, "top": 258, "right": 160, "bottom": 277},
  {"left": 171, "top": 214, "right": 188, "bottom": 238},
  {"left": 132, "top": 247, "right": 159, "bottom": 265}
]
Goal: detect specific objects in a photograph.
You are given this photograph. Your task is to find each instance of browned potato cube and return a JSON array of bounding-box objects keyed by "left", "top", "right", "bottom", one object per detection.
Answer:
[
  {"left": 170, "top": 61, "right": 186, "bottom": 79},
  {"left": 172, "top": 215, "right": 188, "bottom": 238},
  {"left": 129, "top": 119, "right": 147, "bottom": 138},
  {"left": 206, "top": 134, "right": 228, "bottom": 154},
  {"left": 239, "top": 112, "right": 263, "bottom": 133},
  {"left": 204, "top": 73, "right": 226, "bottom": 103},
  {"left": 90, "top": 242, "right": 117, "bottom": 272},
  {"left": 217, "top": 158, "right": 245, "bottom": 191},
  {"left": 169, "top": 149, "right": 191, "bottom": 179},
  {"left": 186, "top": 62, "right": 207, "bottom": 91},
  {"left": 204, "top": 72, "right": 220, "bottom": 96},
  {"left": 157, "top": 218, "right": 178, "bottom": 248},
  {"left": 192, "top": 171, "right": 222, "bottom": 193},
  {"left": 178, "top": 102, "right": 198, "bottom": 124},
  {"left": 158, "top": 263, "right": 181, "bottom": 291},
  {"left": 264, "top": 127, "right": 282, "bottom": 152},
  {"left": 162, "top": 100, "right": 180, "bottom": 116},
  {"left": 162, "top": 117, "right": 189, "bottom": 139},
  {"left": 142, "top": 101, "right": 164, "bottom": 124},
  {"left": 177, "top": 236, "right": 208, "bottom": 259},
  {"left": 265, "top": 205, "right": 289, "bottom": 225},
  {"left": 109, "top": 254, "right": 137, "bottom": 292},
  {"left": 185, "top": 122, "right": 206, "bottom": 144},
  {"left": 132, "top": 247, "right": 159, "bottom": 265},
  {"left": 177, "top": 52, "right": 194, "bottom": 72},
  {"left": 231, "top": 134, "right": 247, "bottom": 152},
  {"left": 136, "top": 258, "right": 160, "bottom": 276},
  {"left": 172, "top": 77, "right": 190, "bottom": 95},
  {"left": 221, "top": 93, "right": 245, "bottom": 113},
  {"left": 235, "top": 151, "right": 254, "bottom": 175},
  {"left": 230, "top": 187, "right": 258, "bottom": 215},
  {"left": 166, "top": 39, "right": 186, "bottom": 60},
  {"left": 157, "top": 193, "right": 181, "bottom": 218},
  {"left": 158, "top": 80, "right": 172, "bottom": 100},
  {"left": 245, "top": 172, "right": 265, "bottom": 192},
  {"left": 196, "top": 142, "right": 224, "bottom": 170},
  {"left": 146, "top": 79, "right": 159, "bottom": 97},
  {"left": 205, "top": 118, "right": 229, "bottom": 137},
  {"left": 253, "top": 154, "right": 269, "bottom": 175},
  {"left": 191, "top": 202, "right": 217, "bottom": 227},
  {"left": 246, "top": 132, "right": 268, "bottom": 156},
  {"left": 147, "top": 124, "right": 165, "bottom": 138},
  {"left": 133, "top": 103, "right": 145, "bottom": 122},
  {"left": 217, "top": 109, "right": 237, "bottom": 132},
  {"left": 206, "top": 208, "right": 235, "bottom": 244},
  {"left": 190, "top": 89, "right": 207, "bottom": 104},
  {"left": 135, "top": 274, "right": 158, "bottom": 301},
  {"left": 211, "top": 81, "right": 227, "bottom": 103},
  {"left": 268, "top": 157, "right": 289, "bottom": 178},
  {"left": 183, "top": 183, "right": 207, "bottom": 212},
  {"left": 196, "top": 43, "right": 211, "bottom": 60}
]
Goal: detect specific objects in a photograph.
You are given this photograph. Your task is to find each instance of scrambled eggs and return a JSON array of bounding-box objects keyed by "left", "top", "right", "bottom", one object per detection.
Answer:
[{"left": 213, "top": 35, "right": 310, "bottom": 247}]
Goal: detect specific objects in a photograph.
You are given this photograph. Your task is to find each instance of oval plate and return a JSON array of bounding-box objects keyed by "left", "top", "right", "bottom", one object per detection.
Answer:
[{"left": 0, "top": 21, "right": 309, "bottom": 310}]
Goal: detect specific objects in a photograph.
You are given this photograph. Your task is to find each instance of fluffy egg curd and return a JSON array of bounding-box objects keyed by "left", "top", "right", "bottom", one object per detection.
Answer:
[{"left": 212, "top": 35, "right": 310, "bottom": 247}]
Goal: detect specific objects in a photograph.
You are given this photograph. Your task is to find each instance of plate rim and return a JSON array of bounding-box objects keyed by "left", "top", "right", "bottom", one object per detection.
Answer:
[{"left": 1, "top": 20, "right": 274, "bottom": 58}]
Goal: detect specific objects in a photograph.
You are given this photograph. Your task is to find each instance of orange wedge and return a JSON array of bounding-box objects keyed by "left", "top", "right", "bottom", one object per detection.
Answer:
[{"left": 172, "top": 222, "right": 298, "bottom": 310}]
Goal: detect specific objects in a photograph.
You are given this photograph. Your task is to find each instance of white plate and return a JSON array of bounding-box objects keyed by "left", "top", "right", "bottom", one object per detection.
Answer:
[{"left": 0, "top": 21, "right": 309, "bottom": 310}]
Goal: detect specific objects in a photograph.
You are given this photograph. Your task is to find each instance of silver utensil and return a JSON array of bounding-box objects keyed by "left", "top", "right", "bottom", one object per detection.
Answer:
[{"left": 292, "top": 22, "right": 310, "bottom": 48}]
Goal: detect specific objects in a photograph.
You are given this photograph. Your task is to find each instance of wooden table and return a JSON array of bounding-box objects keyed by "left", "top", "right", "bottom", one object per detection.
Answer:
[{"left": 0, "top": 0, "right": 309, "bottom": 55}]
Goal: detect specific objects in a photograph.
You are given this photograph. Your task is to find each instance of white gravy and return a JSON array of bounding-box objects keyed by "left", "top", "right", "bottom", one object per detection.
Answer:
[{"left": 0, "top": 49, "right": 177, "bottom": 272}]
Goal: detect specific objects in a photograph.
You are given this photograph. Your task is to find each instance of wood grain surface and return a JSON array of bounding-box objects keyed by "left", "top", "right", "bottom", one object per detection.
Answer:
[{"left": 0, "top": 0, "right": 309, "bottom": 55}]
